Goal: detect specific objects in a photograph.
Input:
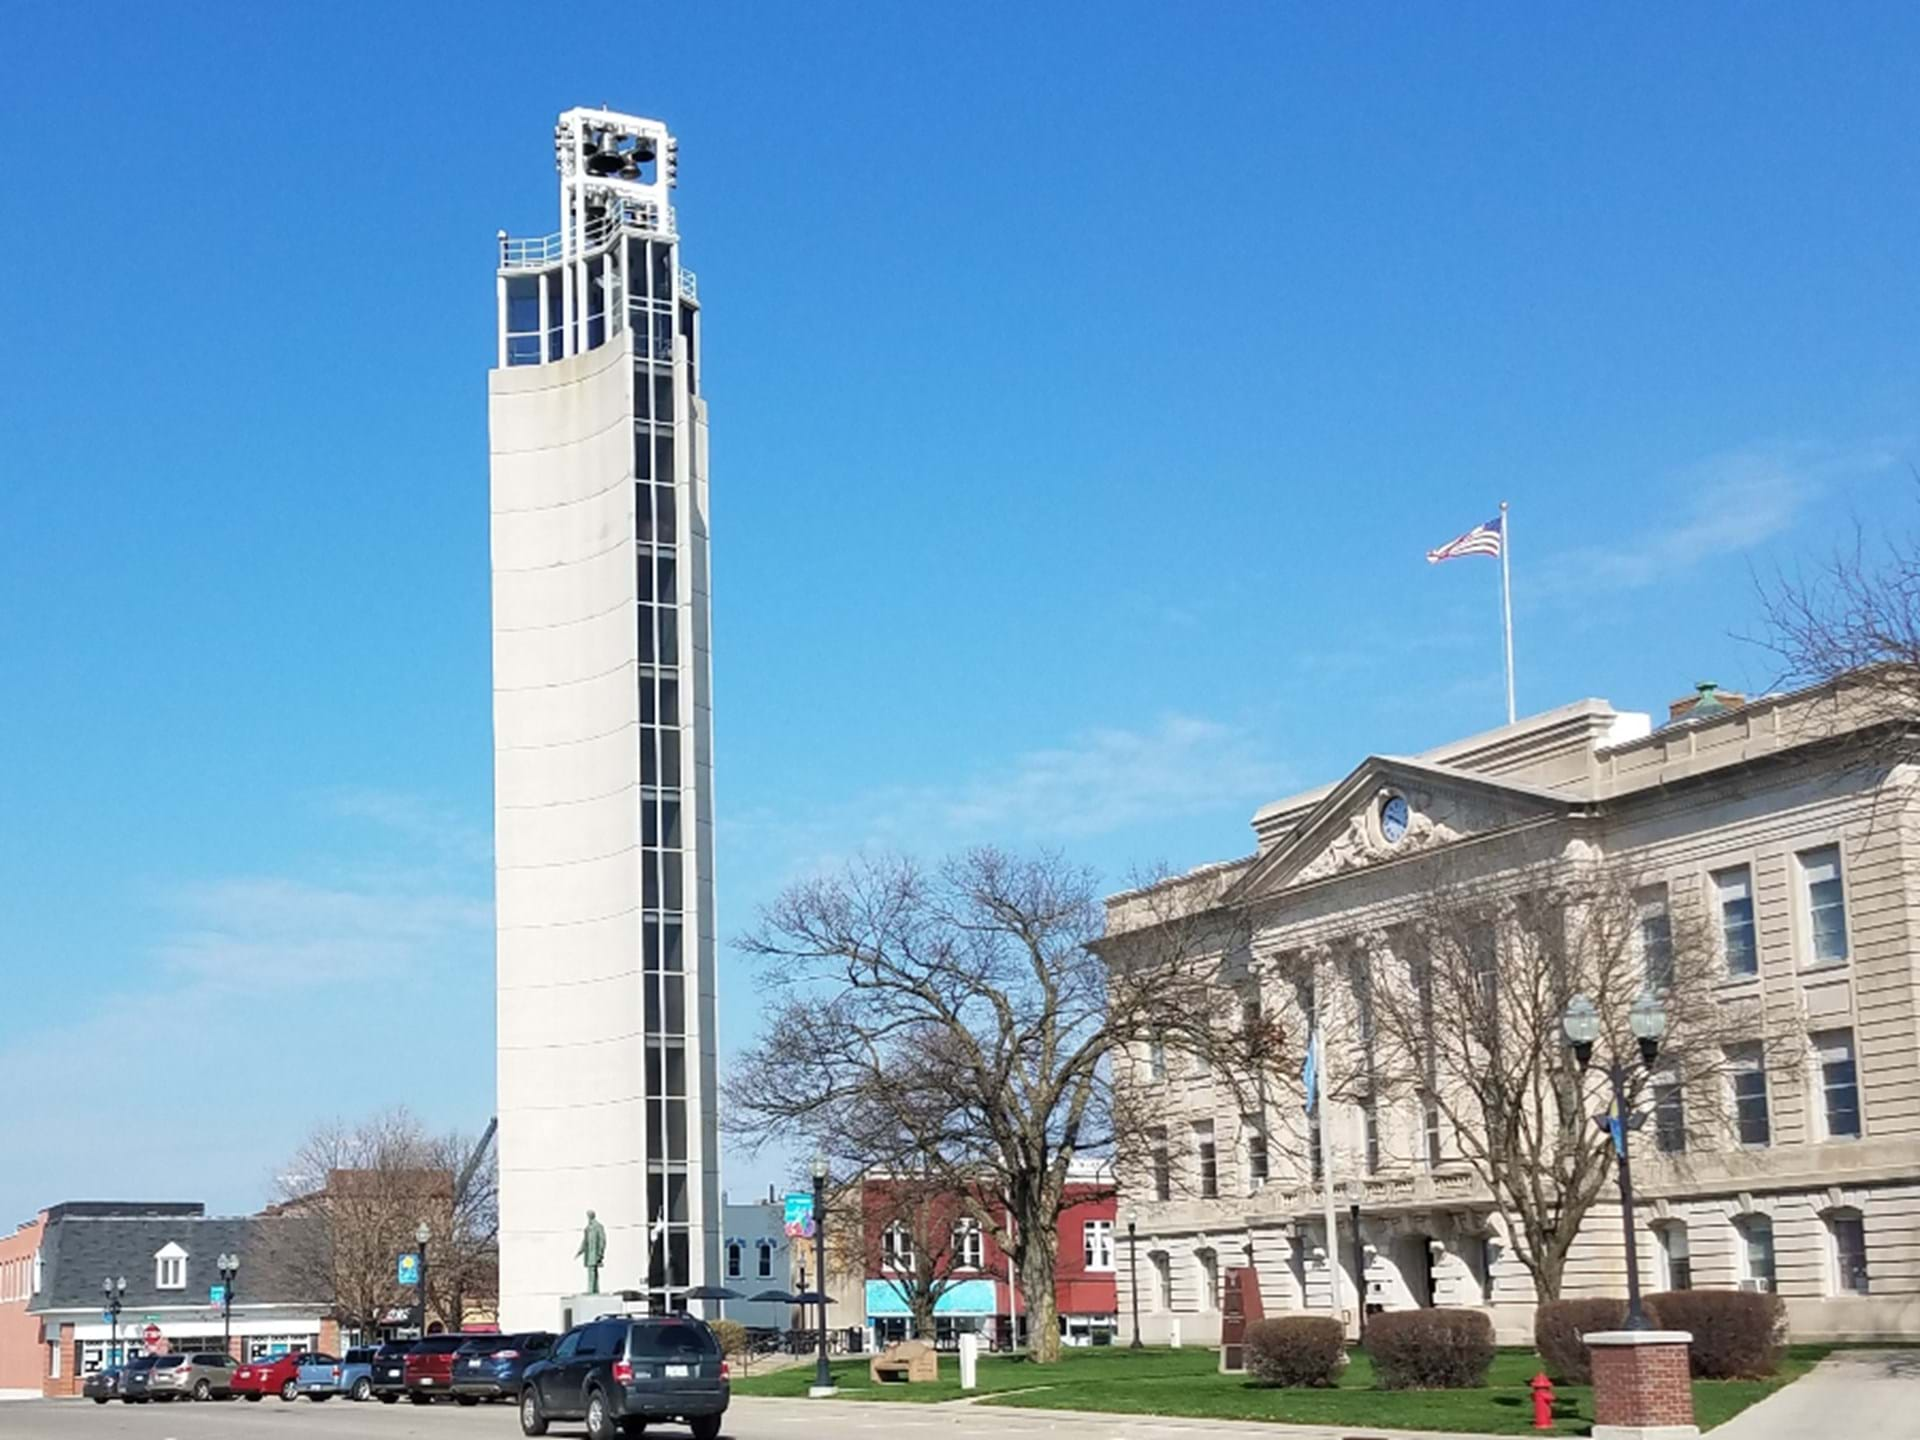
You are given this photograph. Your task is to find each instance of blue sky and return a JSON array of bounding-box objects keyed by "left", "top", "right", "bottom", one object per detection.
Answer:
[{"left": 2, "top": 3, "right": 1916, "bottom": 1226}]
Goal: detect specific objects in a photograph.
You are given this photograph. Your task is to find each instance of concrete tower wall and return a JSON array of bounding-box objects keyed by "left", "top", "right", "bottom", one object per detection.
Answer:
[{"left": 491, "top": 336, "right": 648, "bottom": 1328}]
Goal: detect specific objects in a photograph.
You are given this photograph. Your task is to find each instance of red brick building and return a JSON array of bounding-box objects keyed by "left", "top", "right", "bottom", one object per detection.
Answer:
[{"left": 859, "top": 1162, "right": 1118, "bottom": 1349}]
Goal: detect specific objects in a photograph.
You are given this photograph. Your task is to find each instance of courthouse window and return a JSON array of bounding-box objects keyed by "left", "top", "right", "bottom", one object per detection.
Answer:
[
  {"left": 1727, "top": 1044, "right": 1771, "bottom": 1147},
  {"left": 1814, "top": 1030, "right": 1862, "bottom": 1139},
  {"left": 1714, "top": 866, "right": 1758, "bottom": 977},
  {"left": 1193, "top": 1122, "right": 1218, "bottom": 1200},
  {"left": 1653, "top": 1080, "right": 1686, "bottom": 1155},
  {"left": 1800, "top": 846, "right": 1849, "bottom": 965},
  {"left": 1737, "top": 1215, "right": 1776, "bottom": 1292},
  {"left": 1829, "top": 1211, "right": 1869, "bottom": 1295},
  {"left": 1637, "top": 886, "right": 1674, "bottom": 991}
]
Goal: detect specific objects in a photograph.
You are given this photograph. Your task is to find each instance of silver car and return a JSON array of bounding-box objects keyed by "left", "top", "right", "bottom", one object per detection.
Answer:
[{"left": 145, "top": 1350, "right": 237, "bottom": 1402}]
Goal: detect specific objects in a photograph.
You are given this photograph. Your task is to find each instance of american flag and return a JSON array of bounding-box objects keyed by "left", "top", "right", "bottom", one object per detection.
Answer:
[{"left": 1427, "top": 514, "right": 1504, "bottom": 564}]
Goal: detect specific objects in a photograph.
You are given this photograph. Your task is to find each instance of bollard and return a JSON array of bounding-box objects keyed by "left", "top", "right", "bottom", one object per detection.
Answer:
[
  {"left": 1168, "top": 1318, "right": 1182, "bottom": 1349},
  {"left": 958, "top": 1331, "right": 979, "bottom": 1391},
  {"left": 1530, "top": 1372, "right": 1555, "bottom": 1431}
]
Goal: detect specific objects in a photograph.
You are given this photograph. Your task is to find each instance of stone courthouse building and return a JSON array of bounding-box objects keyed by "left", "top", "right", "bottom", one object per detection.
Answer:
[{"left": 1107, "top": 677, "right": 1920, "bottom": 1344}]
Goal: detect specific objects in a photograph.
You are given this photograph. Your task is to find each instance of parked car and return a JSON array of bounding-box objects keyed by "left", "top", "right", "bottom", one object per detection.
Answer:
[
  {"left": 298, "top": 1348, "right": 375, "bottom": 1401},
  {"left": 451, "top": 1333, "right": 556, "bottom": 1404},
  {"left": 518, "top": 1315, "right": 728, "bottom": 1440},
  {"left": 405, "top": 1332, "right": 479, "bottom": 1402},
  {"left": 83, "top": 1367, "right": 123, "bottom": 1403},
  {"left": 118, "top": 1355, "right": 159, "bottom": 1403},
  {"left": 369, "top": 1339, "right": 415, "bottom": 1403},
  {"left": 146, "top": 1351, "right": 237, "bottom": 1401},
  {"left": 231, "top": 1350, "right": 307, "bottom": 1402}
]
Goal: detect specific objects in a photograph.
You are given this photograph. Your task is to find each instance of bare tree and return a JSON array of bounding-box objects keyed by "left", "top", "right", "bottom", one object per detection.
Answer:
[
  {"left": 1356, "top": 859, "right": 1796, "bottom": 1301},
  {"left": 725, "top": 848, "right": 1274, "bottom": 1363},
  {"left": 272, "top": 1108, "right": 497, "bottom": 1337}
]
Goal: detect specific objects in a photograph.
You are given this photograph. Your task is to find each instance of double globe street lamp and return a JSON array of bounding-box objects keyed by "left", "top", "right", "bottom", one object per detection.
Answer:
[
  {"left": 217, "top": 1254, "right": 240, "bottom": 1354},
  {"left": 1561, "top": 990, "right": 1669, "bottom": 1330},
  {"left": 101, "top": 1276, "right": 127, "bottom": 1368}
]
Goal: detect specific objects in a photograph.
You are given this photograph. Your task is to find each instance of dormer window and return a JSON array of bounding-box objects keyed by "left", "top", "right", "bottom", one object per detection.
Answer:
[{"left": 155, "top": 1242, "right": 188, "bottom": 1290}]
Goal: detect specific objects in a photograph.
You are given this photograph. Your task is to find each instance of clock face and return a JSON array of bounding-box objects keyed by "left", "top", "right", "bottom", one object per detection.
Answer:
[{"left": 1380, "top": 795, "right": 1410, "bottom": 845}]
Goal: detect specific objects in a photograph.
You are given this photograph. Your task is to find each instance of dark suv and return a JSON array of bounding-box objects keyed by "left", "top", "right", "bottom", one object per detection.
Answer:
[
  {"left": 519, "top": 1315, "right": 728, "bottom": 1439},
  {"left": 369, "top": 1340, "right": 415, "bottom": 1403}
]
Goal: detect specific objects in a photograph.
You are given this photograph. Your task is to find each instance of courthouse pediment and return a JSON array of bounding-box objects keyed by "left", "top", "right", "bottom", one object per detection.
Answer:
[{"left": 1229, "top": 758, "right": 1578, "bottom": 900}]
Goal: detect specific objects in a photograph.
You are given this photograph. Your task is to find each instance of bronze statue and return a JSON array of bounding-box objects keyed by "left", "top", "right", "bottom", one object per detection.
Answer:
[{"left": 577, "top": 1210, "right": 608, "bottom": 1294}]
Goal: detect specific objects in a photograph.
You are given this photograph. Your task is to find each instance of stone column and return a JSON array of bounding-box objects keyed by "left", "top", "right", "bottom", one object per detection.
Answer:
[{"left": 1585, "top": 1330, "right": 1697, "bottom": 1440}]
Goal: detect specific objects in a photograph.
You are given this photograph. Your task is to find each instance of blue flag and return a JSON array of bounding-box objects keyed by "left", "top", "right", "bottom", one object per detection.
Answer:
[{"left": 1301, "top": 1029, "right": 1318, "bottom": 1113}]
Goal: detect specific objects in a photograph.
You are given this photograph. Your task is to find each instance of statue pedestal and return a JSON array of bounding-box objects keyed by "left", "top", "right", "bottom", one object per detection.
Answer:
[{"left": 560, "top": 1292, "right": 646, "bottom": 1331}]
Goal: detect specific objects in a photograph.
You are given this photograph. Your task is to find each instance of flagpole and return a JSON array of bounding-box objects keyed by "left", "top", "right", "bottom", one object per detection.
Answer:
[
  {"left": 1315, "top": 1024, "right": 1343, "bottom": 1335},
  {"left": 1500, "top": 500, "right": 1515, "bottom": 725}
]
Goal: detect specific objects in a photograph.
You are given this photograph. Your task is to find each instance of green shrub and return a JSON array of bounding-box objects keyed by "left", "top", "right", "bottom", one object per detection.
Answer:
[
  {"left": 707, "top": 1318, "right": 747, "bottom": 1359},
  {"left": 1646, "top": 1290, "right": 1784, "bottom": 1378},
  {"left": 1366, "top": 1308, "right": 1495, "bottom": 1389},
  {"left": 1534, "top": 1298, "right": 1628, "bottom": 1384},
  {"left": 1246, "top": 1317, "right": 1348, "bottom": 1387}
]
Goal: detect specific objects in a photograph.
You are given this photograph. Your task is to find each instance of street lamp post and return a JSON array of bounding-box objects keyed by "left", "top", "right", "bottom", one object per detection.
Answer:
[
  {"left": 1125, "top": 1211, "right": 1142, "bottom": 1349},
  {"left": 415, "top": 1221, "right": 433, "bottom": 1337},
  {"left": 1562, "top": 991, "right": 1669, "bottom": 1331},
  {"left": 217, "top": 1255, "right": 240, "bottom": 1356},
  {"left": 102, "top": 1277, "right": 126, "bottom": 1369},
  {"left": 810, "top": 1156, "right": 832, "bottom": 1394}
]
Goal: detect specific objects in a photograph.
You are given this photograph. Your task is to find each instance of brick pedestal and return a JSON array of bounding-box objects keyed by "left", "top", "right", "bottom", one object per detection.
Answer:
[{"left": 1585, "top": 1330, "right": 1698, "bottom": 1440}]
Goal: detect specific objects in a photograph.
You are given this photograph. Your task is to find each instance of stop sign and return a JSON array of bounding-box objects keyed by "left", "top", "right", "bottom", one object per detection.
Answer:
[{"left": 142, "top": 1324, "right": 162, "bottom": 1352}]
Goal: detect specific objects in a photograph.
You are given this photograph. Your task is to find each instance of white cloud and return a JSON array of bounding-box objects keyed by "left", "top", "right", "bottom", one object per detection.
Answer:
[
  {"left": 1546, "top": 441, "right": 1900, "bottom": 592},
  {"left": 727, "top": 713, "right": 1288, "bottom": 878}
]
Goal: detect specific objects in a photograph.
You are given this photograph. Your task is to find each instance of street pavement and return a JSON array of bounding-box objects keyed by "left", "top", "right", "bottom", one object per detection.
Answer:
[{"left": 0, "top": 1395, "right": 1503, "bottom": 1440}]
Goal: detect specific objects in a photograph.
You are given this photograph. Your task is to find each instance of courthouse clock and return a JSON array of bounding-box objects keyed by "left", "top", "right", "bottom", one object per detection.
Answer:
[{"left": 1379, "top": 793, "right": 1410, "bottom": 845}]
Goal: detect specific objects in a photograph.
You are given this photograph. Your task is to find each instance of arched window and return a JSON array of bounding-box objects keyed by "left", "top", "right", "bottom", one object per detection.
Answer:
[
  {"left": 1148, "top": 1251, "right": 1172, "bottom": 1313},
  {"left": 1654, "top": 1221, "right": 1691, "bottom": 1291},
  {"left": 755, "top": 1239, "right": 775, "bottom": 1279},
  {"left": 1195, "top": 1248, "right": 1219, "bottom": 1312},
  {"left": 1826, "top": 1209, "right": 1869, "bottom": 1296},
  {"left": 725, "top": 1241, "right": 743, "bottom": 1279},
  {"left": 1735, "top": 1215, "right": 1775, "bottom": 1293}
]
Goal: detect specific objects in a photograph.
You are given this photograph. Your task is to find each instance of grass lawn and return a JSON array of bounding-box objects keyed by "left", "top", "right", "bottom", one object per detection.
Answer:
[{"left": 732, "top": 1343, "right": 1833, "bottom": 1434}]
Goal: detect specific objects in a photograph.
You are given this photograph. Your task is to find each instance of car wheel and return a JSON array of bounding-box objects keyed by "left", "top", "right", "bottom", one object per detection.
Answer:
[
  {"left": 280, "top": 1378, "right": 299, "bottom": 1401},
  {"left": 245, "top": 1392, "right": 263, "bottom": 1402},
  {"left": 311, "top": 1392, "right": 331, "bottom": 1402},
  {"left": 193, "top": 1380, "right": 212, "bottom": 1401},
  {"left": 351, "top": 1377, "right": 373, "bottom": 1401},
  {"left": 379, "top": 1392, "right": 398, "bottom": 1404},
  {"left": 458, "top": 1394, "right": 479, "bottom": 1406},
  {"left": 689, "top": 1416, "right": 722, "bottom": 1440},
  {"left": 617, "top": 1419, "right": 649, "bottom": 1437},
  {"left": 410, "top": 1393, "right": 433, "bottom": 1405},
  {"left": 585, "top": 1389, "right": 614, "bottom": 1440},
  {"left": 519, "top": 1387, "right": 549, "bottom": 1437},
  {"left": 92, "top": 1398, "right": 108, "bottom": 1406}
]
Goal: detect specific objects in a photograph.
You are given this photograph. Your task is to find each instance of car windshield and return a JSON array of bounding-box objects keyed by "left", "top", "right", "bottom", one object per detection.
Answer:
[
  {"left": 630, "top": 1322, "right": 718, "bottom": 1359},
  {"left": 417, "top": 1336, "right": 466, "bottom": 1354},
  {"left": 378, "top": 1342, "right": 414, "bottom": 1357},
  {"left": 456, "top": 1337, "right": 509, "bottom": 1355},
  {"left": 153, "top": 1357, "right": 186, "bottom": 1369}
]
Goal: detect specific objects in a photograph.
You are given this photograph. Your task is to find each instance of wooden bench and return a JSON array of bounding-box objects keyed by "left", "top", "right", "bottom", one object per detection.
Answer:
[{"left": 869, "top": 1339, "right": 939, "bottom": 1384}]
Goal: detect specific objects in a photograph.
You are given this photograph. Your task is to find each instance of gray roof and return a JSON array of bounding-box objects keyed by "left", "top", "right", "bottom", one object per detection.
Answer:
[{"left": 32, "top": 1213, "right": 325, "bottom": 1313}]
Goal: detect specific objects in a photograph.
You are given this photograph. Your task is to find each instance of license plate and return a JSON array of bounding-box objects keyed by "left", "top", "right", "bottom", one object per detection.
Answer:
[
  {"left": 665, "top": 1364, "right": 690, "bottom": 1378},
  {"left": 421, "top": 1378, "right": 434, "bottom": 1385}
]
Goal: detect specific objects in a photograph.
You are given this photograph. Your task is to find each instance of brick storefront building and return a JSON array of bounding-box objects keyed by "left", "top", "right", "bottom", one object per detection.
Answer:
[
  {"left": 860, "top": 1164, "right": 1119, "bottom": 1349},
  {"left": 3, "top": 1201, "right": 333, "bottom": 1397}
]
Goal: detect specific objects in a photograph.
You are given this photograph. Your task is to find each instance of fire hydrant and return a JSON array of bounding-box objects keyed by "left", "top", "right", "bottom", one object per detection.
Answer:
[{"left": 1529, "top": 1372, "right": 1555, "bottom": 1430}]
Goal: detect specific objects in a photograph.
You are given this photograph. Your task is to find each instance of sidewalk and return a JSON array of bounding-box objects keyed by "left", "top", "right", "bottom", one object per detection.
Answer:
[{"left": 1711, "top": 1350, "right": 1920, "bottom": 1440}]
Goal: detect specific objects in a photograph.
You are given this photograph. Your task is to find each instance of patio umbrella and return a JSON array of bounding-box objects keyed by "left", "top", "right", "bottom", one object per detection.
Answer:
[
  {"left": 684, "top": 1285, "right": 746, "bottom": 1301},
  {"left": 790, "top": 1291, "right": 836, "bottom": 1306},
  {"left": 748, "top": 1289, "right": 801, "bottom": 1304}
]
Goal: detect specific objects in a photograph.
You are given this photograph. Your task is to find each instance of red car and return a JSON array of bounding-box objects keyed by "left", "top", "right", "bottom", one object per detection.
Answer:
[
  {"left": 403, "top": 1334, "right": 474, "bottom": 1403},
  {"left": 231, "top": 1352, "right": 307, "bottom": 1402}
]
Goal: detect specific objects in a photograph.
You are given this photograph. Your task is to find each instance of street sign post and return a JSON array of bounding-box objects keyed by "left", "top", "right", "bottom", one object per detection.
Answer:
[
  {"left": 209, "top": 1285, "right": 226, "bottom": 1307},
  {"left": 142, "top": 1324, "right": 162, "bottom": 1353}
]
